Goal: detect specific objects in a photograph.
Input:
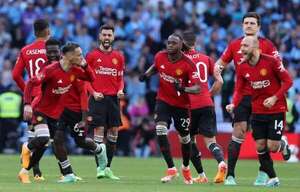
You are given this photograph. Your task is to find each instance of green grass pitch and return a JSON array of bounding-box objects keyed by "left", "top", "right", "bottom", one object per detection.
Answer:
[{"left": 0, "top": 155, "right": 299, "bottom": 192}]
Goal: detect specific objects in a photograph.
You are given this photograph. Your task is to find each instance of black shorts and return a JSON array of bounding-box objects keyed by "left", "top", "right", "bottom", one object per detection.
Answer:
[
  {"left": 251, "top": 113, "right": 285, "bottom": 141},
  {"left": 88, "top": 96, "right": 122, "bottom": 129},
  {"left": 233, "top": 95, "right": 252, "bottom": 123},
  {"left": 190, "top": 106, "right": 217, "bottom": 137},
  {"left": 32, "top": 111, "right": 59, "bottom": 139},
  {"left": 58, "top": 108, "right": 86, "bottom": 138},
  {"left": 154, "top": 100, "right": 190, "bottom": 134}
]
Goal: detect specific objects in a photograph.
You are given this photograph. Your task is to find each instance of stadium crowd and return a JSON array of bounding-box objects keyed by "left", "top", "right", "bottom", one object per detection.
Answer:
[{"left": 0, "top": 0, "right": 299, "bottom": 155}]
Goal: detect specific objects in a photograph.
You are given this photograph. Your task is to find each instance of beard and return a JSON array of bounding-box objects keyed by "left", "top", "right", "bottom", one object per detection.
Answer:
[{"left": 101, "top": 40, "right": 112, "bottom": 50}]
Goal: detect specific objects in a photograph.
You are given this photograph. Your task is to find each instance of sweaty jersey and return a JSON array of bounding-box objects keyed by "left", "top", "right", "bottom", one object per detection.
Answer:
[
  {"left": 184, "top": 49, "right": 214, "bottom": 109},
  {"left": 221, "top": 37, "right": 281, "bottom": 96},
  {"left": 24, "top": 62, "right": 94, "bottom": 119},
  {"left": 155, "top": 51, "right": 198, "bottom": 109},
  {"left": 86, "top": 48, "right": 125, "bottom": 95},
  {"left": 12, "top": 40, "right": 47, "bottom": 96},
  {"left": 233, "top": 54, "right": 292, "bottom": 114}
]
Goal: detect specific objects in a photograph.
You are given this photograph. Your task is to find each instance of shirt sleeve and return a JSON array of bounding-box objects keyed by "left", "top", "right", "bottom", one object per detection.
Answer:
[
  {"left": 23, "top": 68, "right": 47, "bottom": 104},
  {"left": 12, "top": 52, "right": 26, "bottom": 92},
  {"left": 73, "top": 65, "right": 95, "bottom": 82},
  {"left": 220, "top": 43, "right": 233, "bottom": 65},
  {"left": 265, "top": 40, "right": 282, "bottom": 62},
  {"left": 272, "top": 60, "right": 293, "bottom": 99},
  {"left": 232, "top": 70, "right": 246, "bottom": 107}
]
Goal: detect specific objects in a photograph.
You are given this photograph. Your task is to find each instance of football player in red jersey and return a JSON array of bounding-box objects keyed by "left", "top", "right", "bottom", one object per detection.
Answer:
[
  {"left": 232, "top": 36, "right": 292, "bottom": 187},
  {"left": 182, "top": 30, "right": 227, "bottom": 184},
  {"left": 86, "top": 24, "right": 125, "bottom": 180},
  {"left": 18, "top": 42, "right": 95, "bottom": 184},
  {"left": 214, "top": 12, "right": 283, "bottom": 185},
  {"left": 140, "top": 33, "right": 200, "bottom": 184},
  {"left": 12, "top": 19, "right": 50, "bottom": 181}
]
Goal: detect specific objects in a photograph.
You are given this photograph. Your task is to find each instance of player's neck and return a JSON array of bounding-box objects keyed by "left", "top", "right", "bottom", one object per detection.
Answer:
[
  {"left": 168, "top": 52, "right": 182, "bottom": 63},
  {"left": 35, "top": 36, "right": 48, "bottom": 41},
  {"left": 99, "top": 45, "right": 112, "bottom": 52},
  {"left": 249, "top": 50, "right": 260, "bottom": 66},
  {"left": 60, "top": 59, "right": 71, "bottom": 71}
]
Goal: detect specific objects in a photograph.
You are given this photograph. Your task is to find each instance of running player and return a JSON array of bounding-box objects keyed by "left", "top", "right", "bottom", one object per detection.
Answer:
[
  {"left": 12, "top": 19, "right": 50, "bottom": 181},
  {"left": 230, "top": 36, "right": 292, "bottom": 187},
  {"left": 18, "top": 42, "right": 95, "bottom": 183},
  {"left": 182, "top": 30, "right": 227, "bottom": 183},
  {"left": 140, "top": 33, "right": 200, "bottom": 184},
  {"left": 86, "top": 24, "right": 125, "bottom": 180},
  {"left": 214, "top": 12, "right": 284, "bottom": 185}
]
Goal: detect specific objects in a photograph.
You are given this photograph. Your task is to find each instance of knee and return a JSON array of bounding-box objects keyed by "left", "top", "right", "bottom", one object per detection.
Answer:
[
  {"left": 267, "top": 142, "right": 280, "bottom": 153},
  {"left": 256, "top": 141, "right": 267, "bottom": 152},
  {"left": 37, "top": 136, "right": 50, "bottom": 147},
  {"left": 74, "top": 137, "right": 86, "bottom": 148},
  {"left": 233, "top": 122, "right": 247, "bottom": 139},
  {"left": 53, "top": 131, "right": 64, "bottom": 145},
  {"left": 178, "top": 134, "right": 191, "bottom": 144}
]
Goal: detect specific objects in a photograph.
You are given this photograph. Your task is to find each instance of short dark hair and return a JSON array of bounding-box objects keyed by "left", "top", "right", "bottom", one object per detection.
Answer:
[
  {"left": 46, "top": 38, "right": 61, "bottom": 47},
  {"left": 33, "top": 19, "right": 49, "bottom": 36},
  {"left": 99, "top": 24, "right": 114, "bottom": 33},
  {"left": 170, "top": 33, "right": 183, "bottom": 40},
  {"left": 182, "top": 30, "right": 196, "bottom": 47},
  {"left": 242, "top": 12, "right": 261, "bottom": 26},
  {"left": 61, "top": 42, "right": 80, "bottom": 54}
]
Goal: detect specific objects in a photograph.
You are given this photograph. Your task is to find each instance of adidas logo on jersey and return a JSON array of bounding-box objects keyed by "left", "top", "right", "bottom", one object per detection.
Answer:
[
  {"left": 97, "top": 58, "right": 102, "bottom": 62},
  {"left": 57, "top": 79, "right": 63, "bottom": 83},
  {"left": 160, "top": 65, "right": 165, "bottom": 69},
  {"left": 245, "top": 73, "right": 250, "bottom": 78}
]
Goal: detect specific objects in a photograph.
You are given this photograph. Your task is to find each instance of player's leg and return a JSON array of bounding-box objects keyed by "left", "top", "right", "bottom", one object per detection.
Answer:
[
  {"left": 173, "top": 107, "right": 193, "bottom": 184},
  {"left": 52, "top": 117, "right": 77, "bottom": 183},
  {"left": 226, "top": 96, "right": 251, "bottom": 182},
  {"left": 189, "top": 109, "right": 207, "bottom": 183},
  {"left": 103, "top": 96, "right": 122, "bottom": 180},
  {"left": 18, "top": 115, "right": 50, "bottom": 183},
  {"left": 88, "top": 96, "right": 107, "bottom": 177},
  {"left": 251, "top": 115, "right": 270, "bottom": 186},
  {"left": 155, "top": 101, "right": 177, "bottom": 183}
]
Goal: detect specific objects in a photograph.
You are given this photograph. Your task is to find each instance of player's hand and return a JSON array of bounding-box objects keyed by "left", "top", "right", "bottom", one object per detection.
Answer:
[
  {"left": 23, "top": 104, "right": 33, "bottom": 121},
  {"left": 214, "top": 64, "right": 224, "bottom": 74},
  {"left": 139, "top": 74, "right": 147, "bottom": 82},
  {"left": 226, "top": 104, "right": 235, "bottom": 114},
  {"left": 117, "top": 90, "right": 125, "bottom": 99},
  {"left": 75, "top": 58, "right": 87, "bottom": 68},
  {"left": 263, "top": 96, "right": 278, "bottom": 108},
  {"left": 93, "top": 91, "right": 104, "bottom": 101},
  {"left": 174, "top": 79, "right": 185, "bottom": 92}
]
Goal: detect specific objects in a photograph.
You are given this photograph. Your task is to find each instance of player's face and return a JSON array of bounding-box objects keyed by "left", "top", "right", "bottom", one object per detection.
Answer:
[
  {"left": 65, "top": 47, "right": 84, "bottom": 65},
  {"left": 240, "top": 37, "right": 254, "bottom": 60},
  {"left": 167, "top": 35, "right": 182, "bottom": 54},
  {"left": 99, "top": 29, "right": 114, "bottom": 50},
  {"left": 242, "top": 17, "right": 260, "bottom": 36},
  {"left": 46, "top": 45, "right": 60, "bottom": 63}
]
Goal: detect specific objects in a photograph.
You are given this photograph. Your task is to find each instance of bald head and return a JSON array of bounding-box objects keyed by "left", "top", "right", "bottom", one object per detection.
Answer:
[{"left": 240, "top": 36, "right": 260, "bottom": 63}]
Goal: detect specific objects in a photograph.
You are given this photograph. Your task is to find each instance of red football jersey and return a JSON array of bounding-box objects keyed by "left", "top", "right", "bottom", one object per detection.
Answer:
[
  {"left": 24, "top": 62, "right": 94, "bottom": 119},
  {"left": 86, "top": 48, "right": 125, "bottom": 95},
  {"left": 155, "top": 51, "right": 198, "bottom": 108},
  {"left": 185, "top": 49, "right": 214, "bottom": 109},
  {"left": 12, "top": 40, "right": 47, "bottom": 95},
  {"left": 221, "top": 37, "right": 281, "bottom": 96},
  {"left": 63, "top": 80, "right": 88, "bottom": 113},
  {"left": 233, "top": 54, "right": 292, "bottom": 114}
]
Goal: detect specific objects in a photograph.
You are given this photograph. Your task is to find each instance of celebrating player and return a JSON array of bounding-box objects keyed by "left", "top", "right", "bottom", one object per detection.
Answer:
[
  {"left": 18, "top": 42, "right": 95, "bottom": 183},
  {"left": 12, "top": 19, "right": 50, "bottom": 181},
  {"left": 230, "top": 36, "right": 292, "bottom": 187},
  {"left": 140, "top": 33, "right": 200, "bottom": 184},
  {"left": 182, "top": 30, "right": 227, "bottom": 183},
  {"left": 214, "top": 12, "right": 284, "bottom": 185},
  {"left": 86, "top": 24, "right": 125, "bottom": 180}
]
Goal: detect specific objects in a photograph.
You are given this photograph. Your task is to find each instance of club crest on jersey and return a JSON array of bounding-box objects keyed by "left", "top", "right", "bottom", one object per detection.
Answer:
[
  {"left": 260, "top": 68, "right": 267, "bottom": 76},
  {"left": 175, "top": 69, "right": 183, "bottom": 76},
  {"left": 70, "top": 74, "right": 75, "bottom": 82},
  {"left": 112, "top": 58, "right": 118, "bottom": 65}
]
